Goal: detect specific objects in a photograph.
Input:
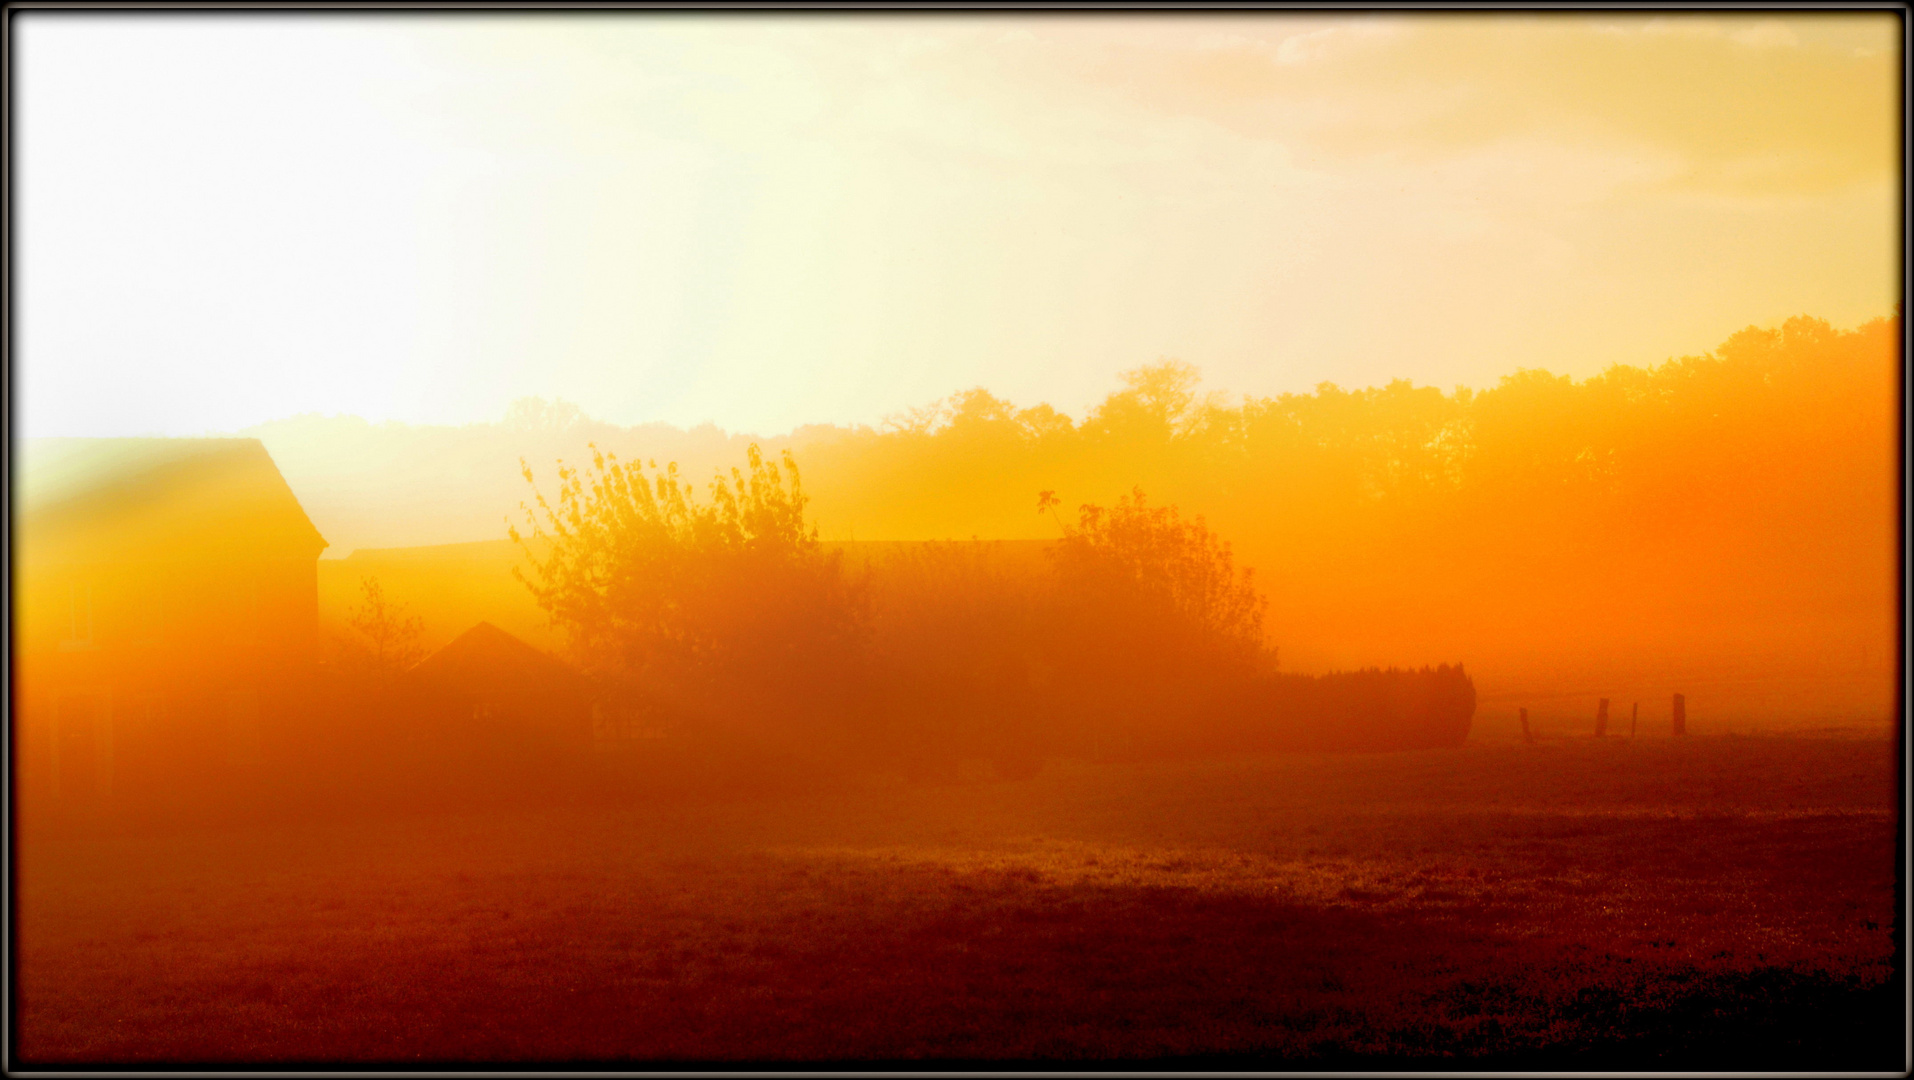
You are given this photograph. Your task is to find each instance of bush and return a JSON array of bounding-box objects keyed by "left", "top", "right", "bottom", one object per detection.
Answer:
[
  {"left": 513, "top": 443, "right": 865, "bottom": 746},
  {"left": 511, "top": 443, "right": 1468, "bottom": 773},
  {"left": 1040, "top": 487, "right": 1272, "bottom": 752}
]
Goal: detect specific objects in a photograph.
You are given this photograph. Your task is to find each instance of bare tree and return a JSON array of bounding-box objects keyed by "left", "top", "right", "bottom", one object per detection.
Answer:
[{"left": 344, "top": 576, "right": 426, "bottom": 677}]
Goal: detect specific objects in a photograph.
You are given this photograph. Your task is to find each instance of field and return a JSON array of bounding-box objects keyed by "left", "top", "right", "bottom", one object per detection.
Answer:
[{"left": 14, "top": 727, "right": 1903, "bottom": 1068}]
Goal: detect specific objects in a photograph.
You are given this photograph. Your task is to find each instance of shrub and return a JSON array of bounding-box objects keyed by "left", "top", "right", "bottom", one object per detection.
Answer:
[
  {"left": 512, "top": 444, "right": 865, "bottom": 742},
  {"left": 1232, "top": 665, "right": 1478, "bottom": 753},
  {"left": 1040, "top": 487, "right": 1272, "bottom": 751}
]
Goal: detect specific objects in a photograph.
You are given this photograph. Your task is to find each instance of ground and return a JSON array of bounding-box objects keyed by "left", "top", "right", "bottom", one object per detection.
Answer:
[{"left": 14, "top": 727, "right": 1903, "bottom": 1067}]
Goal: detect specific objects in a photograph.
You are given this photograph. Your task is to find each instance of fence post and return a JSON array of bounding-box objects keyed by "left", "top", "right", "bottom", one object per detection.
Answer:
[
  {"left": 1672, "top": 693, "right": 1686, "bottom": 736},
  {"left": 1595, "top": 698, "right": 1609, "bottom": 738}
]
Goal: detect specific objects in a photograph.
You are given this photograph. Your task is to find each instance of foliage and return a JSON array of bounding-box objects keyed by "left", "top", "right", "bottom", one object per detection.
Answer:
[
  {"left": 503, "top": 396, "right": 586, "bottom": 434},
  {"left": 1025, "top": 487, "right": 1275, "bottom": 749},
  {"left": 789, "top": 315, "right": 1897, "bottom": 700},
  {"left": 495, "top": 313, "right": 1898, "bottom": 760},
  {"left": 341, "top": 576, "right": 425, "bottom": 677},
  {"left": 512, "top": 443, "right": 864, "bottom": 732},
  {"left": 1050, "top": 486, "right": 1268, "bottom": 667},
  {"left": 509, "top": 439, "right": 1285, "bottom": 764}
]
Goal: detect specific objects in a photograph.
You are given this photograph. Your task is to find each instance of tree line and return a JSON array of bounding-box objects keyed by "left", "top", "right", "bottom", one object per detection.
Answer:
[
  {"left": 264, "top": 310, "right": 1893, "bottom": 701},
  {"left": 785, "top": 314, "right": 1894, "bottom": 682},
  {"left": 321, "top": 309, "right": 1892, "bottom": 781}
]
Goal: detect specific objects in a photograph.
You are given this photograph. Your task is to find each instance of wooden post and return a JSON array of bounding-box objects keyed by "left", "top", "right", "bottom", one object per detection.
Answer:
[
  {"left": 1630, "top": 702, "right": 1638, "bottom": 738},
  {"left": 1595, "top": 698, "right": 1609, "bottom": 738},
  {"left": 1672, "top": 693, "right": 1686, "bottom": 736},
  {"left": 1520, "top": 707, "right": 1531, "bottom": 743}
]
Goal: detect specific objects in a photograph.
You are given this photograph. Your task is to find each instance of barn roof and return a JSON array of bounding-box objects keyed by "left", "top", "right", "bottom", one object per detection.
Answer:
[
  {"left": 17, "top": 438, "right": 327, "bottom": 566},
  {"left": 407, "top": 621, "right": 583, "bottom": 701}
]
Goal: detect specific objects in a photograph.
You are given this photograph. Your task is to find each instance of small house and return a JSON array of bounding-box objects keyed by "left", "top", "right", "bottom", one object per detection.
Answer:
[{"left": 402, "top": 621, "right": 593, "bottom": 752}]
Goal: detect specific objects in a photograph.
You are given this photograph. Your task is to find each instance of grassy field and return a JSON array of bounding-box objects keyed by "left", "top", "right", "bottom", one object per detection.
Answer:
[{"left": 14, "top": 728, "right": 1902, "bottom": 1068}]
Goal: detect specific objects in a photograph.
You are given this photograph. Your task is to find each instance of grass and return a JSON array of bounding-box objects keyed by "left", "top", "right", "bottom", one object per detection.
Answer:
[{"left": 14, "top": 729, "right": 1902, "bottom": 1067}]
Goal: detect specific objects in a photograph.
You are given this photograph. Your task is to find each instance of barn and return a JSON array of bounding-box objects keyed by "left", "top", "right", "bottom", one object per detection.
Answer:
[{"left": 15, "top": 438, "right": 330, "bottom": 807}]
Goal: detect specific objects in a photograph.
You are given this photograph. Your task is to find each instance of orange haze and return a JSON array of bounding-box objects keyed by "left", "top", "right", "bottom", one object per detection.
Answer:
[
  {"left": 14, "top": 312, "right": 1900, "bottom": 828},
  {"left": 273, "top": 312, "right": 1901, "bottom": 729}
]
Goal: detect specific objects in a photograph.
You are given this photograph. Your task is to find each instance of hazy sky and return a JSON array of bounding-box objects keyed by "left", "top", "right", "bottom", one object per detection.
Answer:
[{"left": 17, "top": 13, "right": 1901, "bottom": 438}]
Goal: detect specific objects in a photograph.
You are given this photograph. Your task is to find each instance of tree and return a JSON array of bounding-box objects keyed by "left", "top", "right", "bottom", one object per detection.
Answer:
[
  {"left": 503, "top": 396, "right": 586, "bottom": 433},
  {"left": 1037, "top": 487, "right": 1272, "bottom": 754},
  {"left": 342, "top": 576, "right": 426, "bottom": 677},
  {"left": 512, "top": 443, "right": 864, "bottom": 733},
  {"left": 1083, "top": 359, "right": 1204, "bottom": 440},
  {"left": 1050, "top": 487, "right": 1268, "bottom": 666}
]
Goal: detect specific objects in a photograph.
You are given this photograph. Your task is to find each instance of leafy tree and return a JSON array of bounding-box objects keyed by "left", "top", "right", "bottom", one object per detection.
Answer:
[
  {"left": 512, "top": 443, "right": 864, "bottom": 733},
  {"left": 1086, "top": 360, "right": 1203, "bottom": 437},
  {"left": 503, "top": 396, "right": 586, "bottom": 433},
  {"left": 1038, "top": 487, "right": 1272, "bottom": 754},
  {"left": 1050, "top": 486, "right": 1268, "bottom": 666}
]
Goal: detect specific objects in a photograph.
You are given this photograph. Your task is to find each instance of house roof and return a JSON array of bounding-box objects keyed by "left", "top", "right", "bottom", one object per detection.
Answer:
[
  {"left": 407, "top": 621, "right": 583, "bottom": 701},
  {"left": 16, "top": 438, "right": 328, "bottom": 566}
]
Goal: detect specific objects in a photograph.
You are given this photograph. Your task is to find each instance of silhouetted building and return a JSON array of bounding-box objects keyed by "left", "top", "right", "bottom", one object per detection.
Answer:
[
  {"left": 16, "top": 438, "right": 330, "bottom": 805},
  {"left": 402, "top": 621, "right": 594, "bottom": 752}
]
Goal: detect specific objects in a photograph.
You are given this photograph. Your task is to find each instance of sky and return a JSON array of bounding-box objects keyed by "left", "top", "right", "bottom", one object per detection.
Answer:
[{"left": 15, "top": 12, "right": 1902, "bottom": 439}]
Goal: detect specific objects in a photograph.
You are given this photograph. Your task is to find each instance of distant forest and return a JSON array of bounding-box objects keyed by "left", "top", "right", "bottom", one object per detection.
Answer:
[
  {"left": 259, "top": 313, "right": 1897, "bottom": 716},
  {"left": 798, "top": 314, "right": 1898, "bottom": 680}
]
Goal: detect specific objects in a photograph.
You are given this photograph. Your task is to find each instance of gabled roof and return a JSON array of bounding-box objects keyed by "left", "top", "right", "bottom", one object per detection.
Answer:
[
  {"left": 17, "top": 438, "right": 328, "bottom": 566},
  {"left": 407, "top": 621, "right": 582, "bottom": 701}
]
